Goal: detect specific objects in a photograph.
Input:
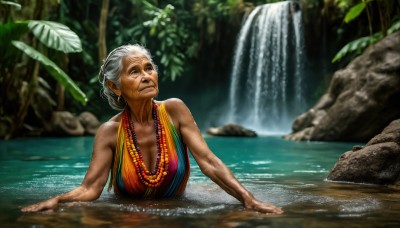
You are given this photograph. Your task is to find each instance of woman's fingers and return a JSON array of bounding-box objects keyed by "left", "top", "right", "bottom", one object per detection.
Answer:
[
  {"left": 21, "top": 199, "right": 58, "bottom": 212},
  {"left": 264, "top": 205, "right": 284, "bottom": 214},
  {"left": 21, "top": 203, "right": 43, "bottom": 212},
  {"left": 245, "top": 198, "right": 284, "bottom": 214}
]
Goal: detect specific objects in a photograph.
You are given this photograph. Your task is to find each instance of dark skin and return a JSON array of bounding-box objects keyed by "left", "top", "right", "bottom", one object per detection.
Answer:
[{"left": 21, "top": 54, "right": 283, "bottom": 214}]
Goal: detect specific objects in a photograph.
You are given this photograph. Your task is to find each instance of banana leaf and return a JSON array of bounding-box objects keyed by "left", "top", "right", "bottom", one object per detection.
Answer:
[
  {"left": 1, "top": 0, "right": 21, "bottom": 10},
  {"left": 12, "top": 41, "right": 87, "bottom": 105},
  {"left": 28, "top": 20, "right": 82, "bottom": 53}
]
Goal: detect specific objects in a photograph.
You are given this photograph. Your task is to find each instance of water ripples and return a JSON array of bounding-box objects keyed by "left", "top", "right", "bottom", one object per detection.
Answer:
[{"left": 122, "top": 204, "right": 229, "bottom": 216}]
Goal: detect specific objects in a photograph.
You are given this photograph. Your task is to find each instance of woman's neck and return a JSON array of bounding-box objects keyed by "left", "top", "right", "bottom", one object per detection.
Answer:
[{"left": 127, "top": 99, "right": 153, "bottom": 125}]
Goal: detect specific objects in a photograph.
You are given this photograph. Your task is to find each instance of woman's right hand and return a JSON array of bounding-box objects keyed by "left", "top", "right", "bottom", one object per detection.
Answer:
[
  {"left": 21, "top": 121, "right": 116, "bottom": 213},
  {"left": 21, "top": 197, "right": 59, "bottom": 212}
]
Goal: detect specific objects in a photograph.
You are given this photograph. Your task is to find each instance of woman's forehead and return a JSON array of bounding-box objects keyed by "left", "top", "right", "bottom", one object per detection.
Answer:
[{"left": 122, "top": 54, "right": 150, "bottom": 66}]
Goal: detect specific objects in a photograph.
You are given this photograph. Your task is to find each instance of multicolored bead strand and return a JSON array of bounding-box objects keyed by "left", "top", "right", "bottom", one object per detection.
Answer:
[{"left": 122, "top": 101, "right": 169, "bottom": 188}]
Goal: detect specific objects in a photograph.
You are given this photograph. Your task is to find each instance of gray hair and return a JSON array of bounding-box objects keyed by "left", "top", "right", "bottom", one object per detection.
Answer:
[{"left": 98, "top": 44, "right": 157, "bottom": 110}]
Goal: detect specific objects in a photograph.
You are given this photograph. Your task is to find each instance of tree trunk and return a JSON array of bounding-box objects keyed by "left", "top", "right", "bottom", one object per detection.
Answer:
[
  {"left": 5, "top": 0, "right": 44, "bottom": 139},
  {"left": 98, "top": 0, "right": 110, "bottom": 65},
  {"left": 56, "top": 54, "right": 69, "bottom": 111},
  {"left": 6, "top": 61, "right": 39, "bottom": 139},
  {"left": 56, "top": 84, "right": 65, "bottom": 111}
]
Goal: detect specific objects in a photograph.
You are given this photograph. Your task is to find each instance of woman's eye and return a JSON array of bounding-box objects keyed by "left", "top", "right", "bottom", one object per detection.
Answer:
[
  {"left": 130, "top": 69, "right": 139, "bottom": 75},
  {"left": 145, "top": 66, "right": 153, "bottom": 71}
]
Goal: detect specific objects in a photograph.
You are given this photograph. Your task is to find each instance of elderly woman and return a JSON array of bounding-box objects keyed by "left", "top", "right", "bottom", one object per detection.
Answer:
[{"left": 21, "top": 44, "right": 283, "bottom": 214}]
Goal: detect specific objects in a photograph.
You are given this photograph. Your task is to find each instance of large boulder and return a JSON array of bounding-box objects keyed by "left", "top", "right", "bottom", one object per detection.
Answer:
[
  {"left": 205, "top": 123, "right": 257, "bottom": 137},
  {"left": 49, "top": 111, "right": 85, "bottom": 136},
  {"left": 78, "top": 111, "right": 101, "bottom": 135},
  {"left": 326, "top": 119, "right": 400, "bottom": 185},
  {"left": 48, "top": 111, "right": 100, "bottom": 136},
  {"left": 285, "top": 31, "right": 400, "bottom": 142}
]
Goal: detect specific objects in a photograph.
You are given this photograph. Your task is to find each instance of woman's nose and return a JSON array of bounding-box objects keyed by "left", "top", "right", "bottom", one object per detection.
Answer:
[{"left": 141, "top": 71, "right": 151, "bottom": 81}]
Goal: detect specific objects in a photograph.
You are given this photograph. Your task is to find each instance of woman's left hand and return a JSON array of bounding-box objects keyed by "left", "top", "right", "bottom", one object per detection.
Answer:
[
  {"left": 244, "top": 198, "right": 284, "bottom": 214},
  {"left": 167, "top": 99, "right": 284, "bottom": 215}
]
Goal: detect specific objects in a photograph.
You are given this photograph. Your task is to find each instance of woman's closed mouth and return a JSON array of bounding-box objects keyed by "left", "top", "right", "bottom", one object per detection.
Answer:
[{"left": 140, "top": 85, "right": 155, "bottom": 91}]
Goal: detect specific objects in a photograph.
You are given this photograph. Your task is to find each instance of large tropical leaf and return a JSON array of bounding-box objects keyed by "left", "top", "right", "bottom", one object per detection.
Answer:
[
  {"left": 28, "top": 20, "right": 82, "bottom": 53},
  {"left": 1, "top": 0, "right": 21, "bottom": 10},
  {"left": 344, "top": 1, "right": 367, "bottom": 23},
  {"left": 12, "top": 41, "right": 87, "bottom": 105}
]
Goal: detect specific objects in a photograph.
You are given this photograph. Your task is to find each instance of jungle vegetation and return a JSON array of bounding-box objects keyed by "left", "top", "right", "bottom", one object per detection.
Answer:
[{"left": 0, "top": 0, "right": 399, "bottom": 139}]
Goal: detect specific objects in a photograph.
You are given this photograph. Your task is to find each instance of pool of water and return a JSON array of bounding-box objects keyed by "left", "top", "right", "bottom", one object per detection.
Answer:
[{"left": 1, "top": 136, "right": 400, "bottom": 227}]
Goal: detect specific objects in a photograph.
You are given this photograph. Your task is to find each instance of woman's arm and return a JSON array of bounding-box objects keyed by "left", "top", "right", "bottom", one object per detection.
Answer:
[
  {"left": 165, "top": 99, "right": 283, "bottom": 214},
  {"left": 21, "top": 121, "right": 117, "bottom": 212}
]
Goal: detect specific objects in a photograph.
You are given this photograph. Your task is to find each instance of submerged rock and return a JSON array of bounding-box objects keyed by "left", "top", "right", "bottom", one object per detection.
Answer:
[
  {"left": 326, "top": 119, "right": 400, "bottom": 185},
  {"left": 285, "top": 31, "right": 400, "bottom": 142},
  {"left": 205, "top": 123, "right": 257, "bottom": 137}
]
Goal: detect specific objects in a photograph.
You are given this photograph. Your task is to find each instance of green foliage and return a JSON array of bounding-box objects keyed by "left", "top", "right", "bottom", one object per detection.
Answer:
[
  {"left": 12, "top": 41, "right": 87, "bottom": 105},
  {"left": 0, "top": 0, "right": 21, "bottom": 22},
  {"left": 28, "top": 20, "right": 82, "bottom": 53},
  {"left": 108, "top": 0, "right": 249, "bottom": 81},
  {"left": 332, "top": 0, "right": 400, "bottom": 63},
  {"left": 0, "top": 21, "right": 28, "bottom": 69},
  {"left": 1, "top": 0, "right": 21, "bottom": 10},
  {"left": 343, "top": 1, "right": 367, "bottom": 23},
  {"left": 332, "top": 32, "right": 382, "bottom": 62},
  {"left": 141, "top": 2, "right": 186, "bottom": 81},
  {"left": 4, "top": 19, "right": 88, "bottom": 105},
  {"left": 56, "top": 0, "right": 100, "bottom": 107},
  {"left": 332, "top": 19, "right": 400, "bottom": 62},
  {"left": 388, "top": 19, "right": 400, "bottom": 34},
  {"left": 335, "top": 0, "right": 352, "bottom": 9},
  {"left": 0, "top": 1, "right": 87, "bottom": 138}
]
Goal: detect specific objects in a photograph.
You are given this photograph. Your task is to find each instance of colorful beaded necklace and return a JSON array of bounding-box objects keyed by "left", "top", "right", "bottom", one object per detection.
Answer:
[{"left": 122, "top": 101, "right": 169, "bottom": 188}]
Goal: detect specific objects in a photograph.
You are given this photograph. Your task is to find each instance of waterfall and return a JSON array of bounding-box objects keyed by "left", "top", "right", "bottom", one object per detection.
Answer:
[{"left": 227, "top": 1, "right": 306, "bottom": 134}]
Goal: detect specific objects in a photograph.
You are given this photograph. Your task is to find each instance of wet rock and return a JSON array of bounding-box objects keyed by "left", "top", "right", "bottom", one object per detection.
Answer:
[
  {"left": 50, "top": 111, "right": 85, "bottom": 136},
  {"left": 205, "top": 123, "right": 257, "bottom": 137},
  {"left": 78, "top": 111, "right": 100, "bottom": 135},
  {"left": 285, "top": 31, "right": 400, "bottom": 142},
  {"left": 327, "top": 119, "right": 400, "bottom": 185}
]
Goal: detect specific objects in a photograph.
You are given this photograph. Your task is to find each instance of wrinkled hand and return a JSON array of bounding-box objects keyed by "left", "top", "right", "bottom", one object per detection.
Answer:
[
  {"left": 21, "top": 198, "right": 59, "bottom": 212},
  {"left": 244, "top": 198, "right": 284, "bottom": 214}
]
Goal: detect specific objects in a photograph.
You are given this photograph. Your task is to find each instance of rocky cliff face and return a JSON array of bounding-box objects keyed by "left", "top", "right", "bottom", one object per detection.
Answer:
[{"left": 285, "top": 31, "right": 400, "bottom": 142}]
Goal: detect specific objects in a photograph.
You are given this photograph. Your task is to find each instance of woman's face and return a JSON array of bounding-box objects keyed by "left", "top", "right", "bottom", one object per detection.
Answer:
[{"left": 118, "top": 54, "right": 159, "bottom": 101}]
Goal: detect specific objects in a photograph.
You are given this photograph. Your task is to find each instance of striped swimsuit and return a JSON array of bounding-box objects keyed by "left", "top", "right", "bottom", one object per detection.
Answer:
[{"left": 109, "top": 102, "right": 190, "bottom": 198}]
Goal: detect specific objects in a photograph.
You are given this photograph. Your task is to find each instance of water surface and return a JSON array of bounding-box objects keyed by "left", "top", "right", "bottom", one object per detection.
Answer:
[{"left": 1, "top": 136, "right": 400, "bottom": 227}]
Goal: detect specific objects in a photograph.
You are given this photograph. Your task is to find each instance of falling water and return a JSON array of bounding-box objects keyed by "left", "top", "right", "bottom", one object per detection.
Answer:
[{"left": 227, "top": 1, "right": 306, "bottom": 134}]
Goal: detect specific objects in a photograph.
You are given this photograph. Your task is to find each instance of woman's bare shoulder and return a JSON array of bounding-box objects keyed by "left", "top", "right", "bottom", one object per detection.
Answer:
[
  {"left": 162, "top": 98, "right": 187, "bottom": 112},
  {"left": 91, "top": 112, "right": 122, "bottom": 152},
  {"left": 96, "top": 112, "right": 122, "bottom": 136},
  {"left": 161, "top": 98, "right": 194, "bottom": 125}
]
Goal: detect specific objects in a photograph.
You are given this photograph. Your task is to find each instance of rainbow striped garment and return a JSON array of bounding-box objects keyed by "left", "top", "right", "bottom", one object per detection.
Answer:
[{"left": 108, "top": 102, "right": 190, "bottom": 198}]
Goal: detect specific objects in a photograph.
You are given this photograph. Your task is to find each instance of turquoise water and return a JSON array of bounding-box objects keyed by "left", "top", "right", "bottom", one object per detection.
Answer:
[{"left": 1, "top": 136, "right": 400, "bottom": 227}]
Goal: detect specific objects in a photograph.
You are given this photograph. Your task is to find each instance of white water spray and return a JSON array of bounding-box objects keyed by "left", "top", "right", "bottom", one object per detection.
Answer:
[{"left": 227, "top": 1, "right": 306, "bottom": 134}]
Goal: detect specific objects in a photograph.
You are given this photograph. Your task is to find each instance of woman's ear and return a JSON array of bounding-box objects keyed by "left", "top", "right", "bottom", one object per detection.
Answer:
[{"left": 107, "top": 80, "right": 121, "bottom": 97}]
